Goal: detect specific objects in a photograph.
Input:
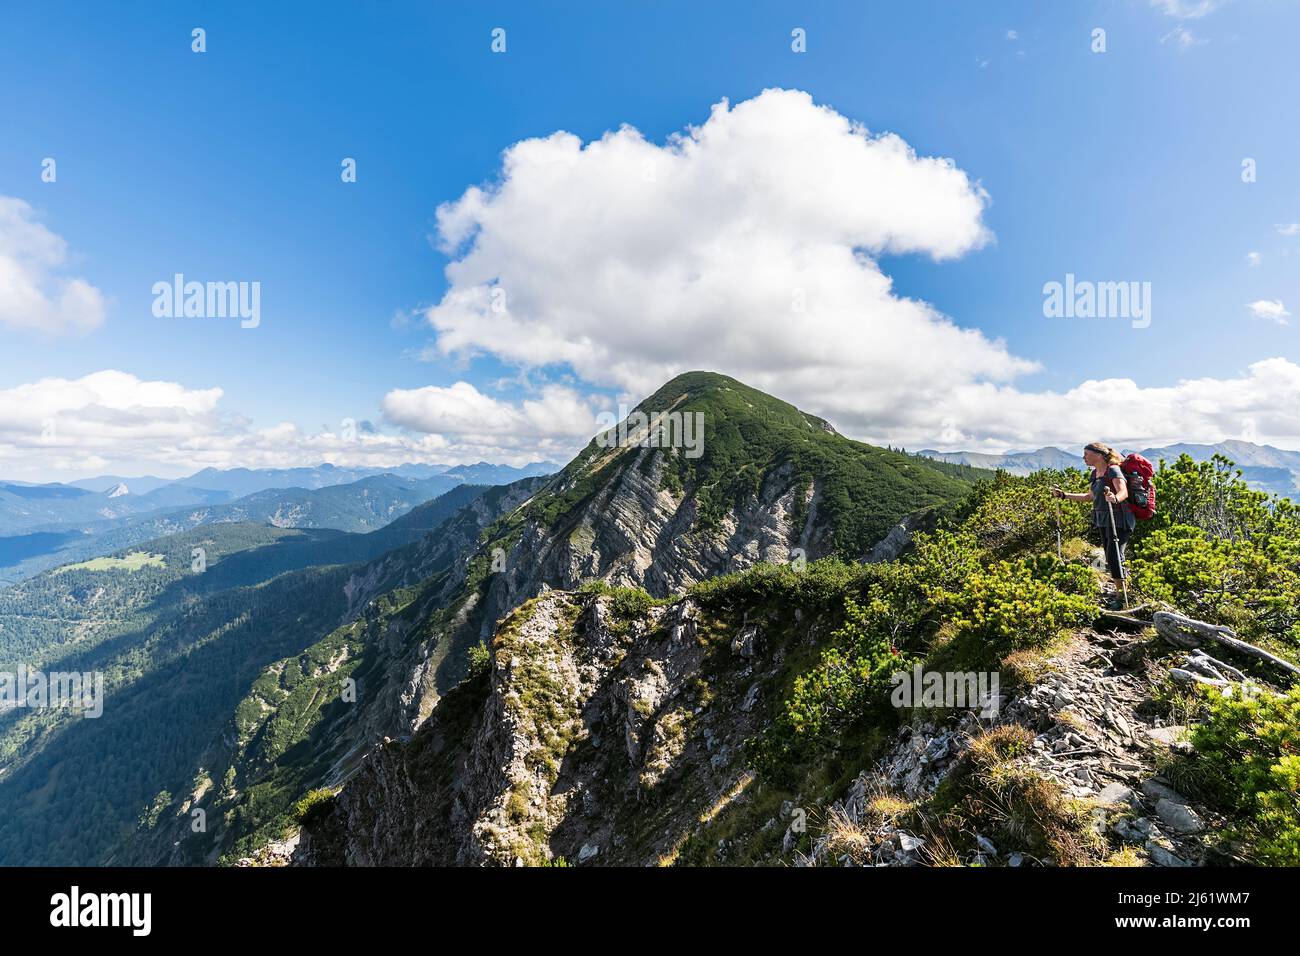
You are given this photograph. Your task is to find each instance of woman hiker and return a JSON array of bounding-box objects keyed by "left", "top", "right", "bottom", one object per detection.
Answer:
[{"left": 1051, "top": 442, "right": 1133, "bottom": 605}]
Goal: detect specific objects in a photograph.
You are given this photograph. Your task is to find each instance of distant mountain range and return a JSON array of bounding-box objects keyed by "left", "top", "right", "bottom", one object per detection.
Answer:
[
  {"left": 916, "top": 439, "right": 1300, "bottom": 500},
  {"left": 0, "top": 462, "right": 559, "bottom": 585},
  {"left": 0, "top": 461, "right": 559, "bottom": 538},
  {"left": 64, "top": 474, "right": 175, "bottom": 495}
]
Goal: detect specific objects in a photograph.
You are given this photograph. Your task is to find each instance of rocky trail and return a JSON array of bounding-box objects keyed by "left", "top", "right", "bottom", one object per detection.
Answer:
[{"left": 796, "top": 612, "right": 1253, "bottom": 868}]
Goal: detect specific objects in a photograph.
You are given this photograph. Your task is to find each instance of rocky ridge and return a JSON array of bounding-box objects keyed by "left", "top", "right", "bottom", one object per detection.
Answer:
[
  {"left": 294, "top": 589, "right": 781, "bottom": 866},
  {"left": 798, "top": 625, "right": 1239, "bottom": 867},
  {"left": 292, "top": 582, "right": 1279, "bottom": 868}
]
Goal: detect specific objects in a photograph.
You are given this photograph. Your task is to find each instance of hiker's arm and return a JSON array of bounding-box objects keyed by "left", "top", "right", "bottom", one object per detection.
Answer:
[
  {"left": 1102, "top": 473, "right": 1133, "bottom": 509},
  {"left": 1052, "top": 487, "right": 1091, "bottom": 502}
]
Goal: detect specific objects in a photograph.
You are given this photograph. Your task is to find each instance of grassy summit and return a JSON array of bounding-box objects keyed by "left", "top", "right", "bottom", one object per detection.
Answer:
[{"left": 526, "top": 370, "right": 985, "bottom": 557}]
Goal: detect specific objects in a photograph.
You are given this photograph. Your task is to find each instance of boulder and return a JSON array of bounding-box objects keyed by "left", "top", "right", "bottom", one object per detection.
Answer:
[
  {"left": 1145, "top": 839, "right": 1191, "bottom": 867},
  {"left": 1155, "top": 798, "right": 1204, "bottom": 834},
  {"left": 1095, "top": 783, "right": 1138, "bottom": 808}
]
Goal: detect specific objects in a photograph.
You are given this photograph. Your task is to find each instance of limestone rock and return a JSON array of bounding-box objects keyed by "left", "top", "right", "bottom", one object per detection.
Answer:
[{"left": 1155, "top": 798, "right": 1204, "bottom": 834}]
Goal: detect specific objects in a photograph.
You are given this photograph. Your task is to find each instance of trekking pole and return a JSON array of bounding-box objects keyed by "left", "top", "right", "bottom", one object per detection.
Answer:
[
  {"left": 1105, "top": 498, "right": 1129, "bottom": 609},
  {"left": 1053, "top": 497, "right": 1063, "bottom": 562}
]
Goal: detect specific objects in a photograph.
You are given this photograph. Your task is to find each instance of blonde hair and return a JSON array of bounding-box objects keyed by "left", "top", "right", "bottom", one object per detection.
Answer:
[{"left": 1085, "top": 442, "right": 1123, "bottom": 466}]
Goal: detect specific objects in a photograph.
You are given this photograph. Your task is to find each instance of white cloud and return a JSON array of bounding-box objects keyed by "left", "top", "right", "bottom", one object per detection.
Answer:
[
  {"left": 0, "top": 370, "right": 223, "bottom": 479},
  {"left": 1161, "top": 25, "right": 1207, "bottom": 48},
  {"left": 1005, "top": 29, "right": 1019, "bottom": 40},
  {"left": 0, "top": 197, "right": 106, "bottom": 335},
  {"left": 896, "top": 358, "right": 1300, "bottom": 453},
  {"left": 1246, "top": 251, "right": 1262, "bottom": 267},
  {"left": 425, "top": 89, "right": 1021, "bottom": 415},
  {"left": 0, "top": 371, "right": 567, "bottom": 482},
  {"left": 408, "top": 88, "right": 1300, "bottom": 456},
  {"left": 382, "top": 381, "right": 601, "bottom": 460},
  {"left": 1277, "top": 223, "right": 1300, "bottom": 236},
  {"left": 1151, "top": 0, "right": 1223, "bottom": 18},
  {"left": 1246, "top": 299, "right": 1291, "bottom": 325}
]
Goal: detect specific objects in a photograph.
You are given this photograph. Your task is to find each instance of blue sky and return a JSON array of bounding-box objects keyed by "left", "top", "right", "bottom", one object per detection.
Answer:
[{"left": 1, "top": 0, "right": 1298, "bottom": 481}]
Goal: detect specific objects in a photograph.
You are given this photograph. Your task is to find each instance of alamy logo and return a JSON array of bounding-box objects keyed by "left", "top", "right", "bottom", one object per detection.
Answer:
[
  {"left": 595, "top": 405, "right": 705, "bottom": 459},
  {"left": 0, "top": 666, "right": 103, "bottom": 719},
  {"left": 152, "top": 273, "right": 261, "bottom": 328},
  {"left": 890, "top": 665, "right": 1001, "bottom": 718},
  {"left": 1042, "top": 273, "right": 1151, "bottom": 329},
  {"left": 50, "top": 886, "right": 151, "bottom": 936}
]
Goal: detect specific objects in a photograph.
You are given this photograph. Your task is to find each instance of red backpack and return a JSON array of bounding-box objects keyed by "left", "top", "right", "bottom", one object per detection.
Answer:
[{"left": 1120, "top": 453, "right": 1156, "bottom": 520}]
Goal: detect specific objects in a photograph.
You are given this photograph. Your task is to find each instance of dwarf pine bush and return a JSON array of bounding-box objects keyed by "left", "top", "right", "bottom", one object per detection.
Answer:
[
  {"left": 292, "top": 788, "right": 335, "bottom": 825},
  {"left": 1131, "top": 454, "right": 1300, "bottom": 656},
  {"left": 1142, "top": 453, "right": 1295, "bottom": 544},
  {"left": 757, "top": 525, "right": 1096, "bottom": 772},
  {"left": 952, "top": 469, "right": 1091, "bottom": 559},
  {"left": 1180, "top": 685, "right": 1300, "bottom": 865},
  {"left": 781, "top": 597, "right": 911, "bottom": 741},
  {"left": 466, "top": 643, "right": 492, "bottom": 681},
  {"left": 937, "top": 560, "right": 1096, "bottom": 663}
]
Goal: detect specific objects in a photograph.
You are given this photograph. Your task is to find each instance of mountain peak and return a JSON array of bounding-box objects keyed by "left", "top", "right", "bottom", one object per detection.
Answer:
[
  {"left": 632, "top": 371, "right": 838, "bottom": 436},
  {"left": 509, "top": 369, "right": 984, "bottom": 599}
]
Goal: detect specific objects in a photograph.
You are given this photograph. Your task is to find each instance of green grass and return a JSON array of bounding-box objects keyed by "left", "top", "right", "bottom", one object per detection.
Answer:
[{"left": 54, "top": 551, "right": 165, "bottom": 574}]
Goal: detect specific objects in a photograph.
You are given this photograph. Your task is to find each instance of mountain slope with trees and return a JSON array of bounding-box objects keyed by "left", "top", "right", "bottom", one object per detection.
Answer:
[{"left": 0, "top": 482, "right": 514, "bottom": 865}]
